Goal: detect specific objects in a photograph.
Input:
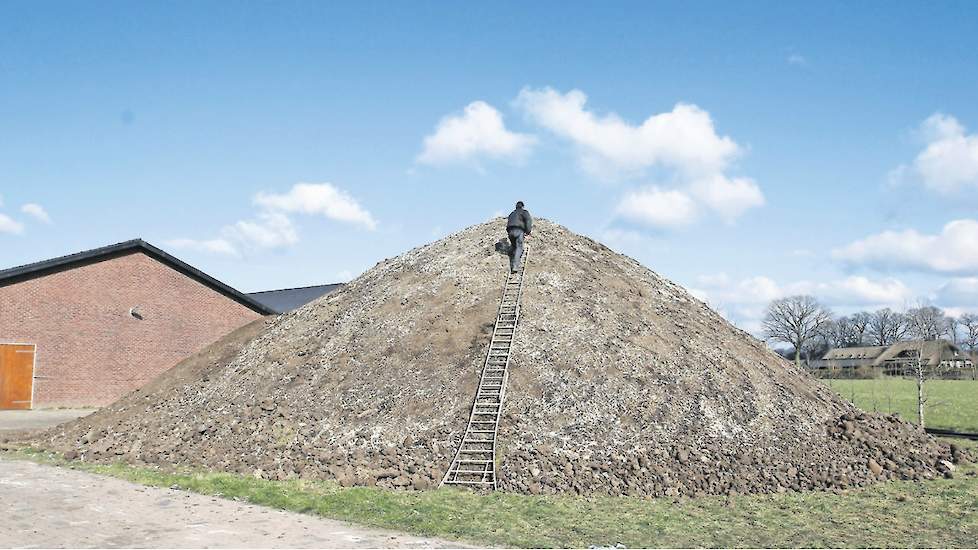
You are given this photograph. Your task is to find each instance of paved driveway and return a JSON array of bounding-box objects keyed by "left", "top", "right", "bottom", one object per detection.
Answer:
[
  {"left": 0, "top": 459, "right": 467, "bottom": 548},
  {"left": 0, "top": 409, "right": 96, "bottom": 432}
]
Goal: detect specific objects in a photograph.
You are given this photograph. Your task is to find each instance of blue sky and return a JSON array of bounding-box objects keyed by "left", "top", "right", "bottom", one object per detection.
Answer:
[{"left": 3, "top": 1, "right": 978, "bottom": 332}]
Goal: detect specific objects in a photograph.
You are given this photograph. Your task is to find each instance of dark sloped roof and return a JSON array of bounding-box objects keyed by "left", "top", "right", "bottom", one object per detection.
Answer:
[
  {"left": 248, "top": 283, "right": 343, "bottom": 314},
  {"left": 0, "top": 239, "right": 275, "bottom": 315},
  {"left": 822, "top": 346, "right": 888, "bottom": 360},
  {"left": 873, "top": 339, "right": 970, "bottom": 366}
]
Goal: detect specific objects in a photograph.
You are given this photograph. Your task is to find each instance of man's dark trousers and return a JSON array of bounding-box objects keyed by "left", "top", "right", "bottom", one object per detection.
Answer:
[{"left": 508, "top": 228, "right": 525, "bottom": 273}]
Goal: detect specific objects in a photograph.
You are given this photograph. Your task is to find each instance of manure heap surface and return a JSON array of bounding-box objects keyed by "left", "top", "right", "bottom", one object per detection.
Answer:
[{"left": 34, "top": 219, "right": 966, "bottom": 497}]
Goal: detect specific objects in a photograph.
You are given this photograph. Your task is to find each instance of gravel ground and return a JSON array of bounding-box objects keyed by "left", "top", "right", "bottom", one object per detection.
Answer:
[{"left": 0, "top": 458, "right": 466, "bottom": 549}]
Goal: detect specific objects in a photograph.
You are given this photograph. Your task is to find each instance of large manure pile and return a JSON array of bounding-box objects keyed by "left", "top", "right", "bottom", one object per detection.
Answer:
[{"left": 34, "top": 219, "right": 965, "bottom": 497}]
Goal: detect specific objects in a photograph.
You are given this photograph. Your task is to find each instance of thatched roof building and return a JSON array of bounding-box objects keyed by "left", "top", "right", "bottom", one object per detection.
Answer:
[{"left": 817, "top": 339, "right": 975, "bottom": 377}]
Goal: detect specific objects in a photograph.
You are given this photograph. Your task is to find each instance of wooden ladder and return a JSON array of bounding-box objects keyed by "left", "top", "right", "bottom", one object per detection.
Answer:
[{"left": 441, "top": 243, "right": 529, "bottom": 489}]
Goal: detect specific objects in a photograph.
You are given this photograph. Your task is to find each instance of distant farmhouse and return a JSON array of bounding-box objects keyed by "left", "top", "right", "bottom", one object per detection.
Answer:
[
  {"left": 0, "top": 239, "right": 340, "bottom": 409},
  {"left": 817, "top": 339, "right": 976, "bottom": 379}
]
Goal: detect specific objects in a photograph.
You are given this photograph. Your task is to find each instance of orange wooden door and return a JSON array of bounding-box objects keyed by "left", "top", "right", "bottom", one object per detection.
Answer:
[{"left": 0, "top": 344, "right": 35, "bottom": 409}]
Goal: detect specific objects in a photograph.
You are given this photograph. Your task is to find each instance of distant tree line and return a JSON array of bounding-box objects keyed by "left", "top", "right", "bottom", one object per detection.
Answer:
[{"left": 761, "top": 295, "right": 978, "bottom": 367}]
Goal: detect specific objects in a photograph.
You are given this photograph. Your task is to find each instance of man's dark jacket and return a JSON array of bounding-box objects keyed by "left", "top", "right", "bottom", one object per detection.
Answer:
[{"left": 507, "top": 208, "right": 533, "bottom": 235}]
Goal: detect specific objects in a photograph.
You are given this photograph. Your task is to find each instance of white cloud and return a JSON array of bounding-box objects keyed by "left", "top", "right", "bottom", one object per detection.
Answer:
[
  {"left": 515, "top": 87, "right": 740, "bottom": 177},
  {"left": 832, "top": 219, "right": 978, "bottom": 274},
  {"left": 417, "top": 101, "right": 536, "bottom": 165},
  {"left": 0, "top": 213, "right": 24, "bottom": 235},
  {"left": 616, "top": 186, "right": 697, "bottom": 229},
  {"left": 935, "top": 277, "right": 978, "bottom": 307},
  {"left": 20, "top": 203, "right": 51, "bottom": 224},
  {"left": 169, "top": 212, "right": 297, "bottom": 256},
  {"left": 598, "top": 228, "right": 645, "bottom": 248},
  {"left": 688, "top": 174, "right": 765, "bottom": 223},
  {"left": 787, "top": 54, "right": 807, "bottom": 67},
  {"left": 254, "top": 182, "right": 377, "bottom": 230},
  {"left": 223, "top": 211, "right": 298, "bottom": 250},
  {"left": 613, "top": 174, "right": 763, "bottom": 229},
  {"left": 814, "top": 276, "right": 913, "bottom": 306},
  {"left": 166, "top": 238, "right": 239, "bottom": 257},
  {"left": 514, "top": 86, "right": 762, "bottom": 228},
  {"left": 692, "top": 273, "right": 913, "bottom": 333},
  {"left": 896, "top": 113, "right": 978, "bottom": 193},
  {"left": 169, "top": 182, "right": 374, "bottom": 257}
]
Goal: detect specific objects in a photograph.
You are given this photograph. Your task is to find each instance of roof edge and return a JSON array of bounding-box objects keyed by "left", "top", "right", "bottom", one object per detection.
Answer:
[
  {"left": 248, "top": 282, "right": 345, "bottom": 295},
  {"left": 0, "top": 239, "right": 276, "bottom": 315}
]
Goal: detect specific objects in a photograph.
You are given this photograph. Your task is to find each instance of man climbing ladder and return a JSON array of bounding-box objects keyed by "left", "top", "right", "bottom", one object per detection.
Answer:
[
  {"left": 506, "top": 201, "right": 532, "bottom": 274},
  {"left": 442, "top": 217, "right": 530, "bottom": 489}
]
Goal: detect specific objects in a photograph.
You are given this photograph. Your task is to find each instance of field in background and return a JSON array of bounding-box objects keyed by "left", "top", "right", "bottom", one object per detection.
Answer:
[
  {"left": 0, "top": 442, "right": 975, "bottom": 548},
  {"left": 823, "top": 379, "right": 978, "bottom": 432}
]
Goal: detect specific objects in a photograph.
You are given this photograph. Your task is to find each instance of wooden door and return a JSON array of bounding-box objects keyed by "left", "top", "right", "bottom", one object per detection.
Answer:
[{"left": 0, "top": 344, "right": 35, "bottom": 409}]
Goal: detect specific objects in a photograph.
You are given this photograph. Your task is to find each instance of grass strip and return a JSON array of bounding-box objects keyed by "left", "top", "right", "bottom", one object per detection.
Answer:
[{"left": 3, "top": 442, "right": 977, "bottom": 548}]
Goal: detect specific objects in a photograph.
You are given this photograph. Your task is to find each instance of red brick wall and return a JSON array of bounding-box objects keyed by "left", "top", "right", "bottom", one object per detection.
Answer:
[{"left": 0, "top": 251, "right": 264, "bottom": 408}]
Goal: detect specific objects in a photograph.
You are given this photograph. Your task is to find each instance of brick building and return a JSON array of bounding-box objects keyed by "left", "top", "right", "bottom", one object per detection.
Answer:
[{"left": 0, "top": 240, "right": 273, "bottom": 409}]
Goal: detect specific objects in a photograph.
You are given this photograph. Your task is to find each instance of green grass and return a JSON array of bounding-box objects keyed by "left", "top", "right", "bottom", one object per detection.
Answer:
[
  {"left": 823, "top": 378, "right": 978, "bottom": 432},
  {"left": 4, "top": 442, "right": 978, "bottom": 548}
]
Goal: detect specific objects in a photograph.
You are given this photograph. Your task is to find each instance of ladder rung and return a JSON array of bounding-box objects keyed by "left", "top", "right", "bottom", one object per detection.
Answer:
[
  {"left": 444, "top": 482, "right": 495, "bottom": 487},
  {"left": 457, "top": 459, "right": 493, "bottom": 464}
]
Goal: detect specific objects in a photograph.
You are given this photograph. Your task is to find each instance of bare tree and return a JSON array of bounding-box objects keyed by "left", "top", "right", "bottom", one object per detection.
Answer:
[
  {"left": 763, "top": 295, "right": 833, "bottom": 369},
  {"left": 824, "top": 314, "right": 869, "bottom": 348},
  {"left": 944, "top": 316, "right": 960, "bottom": 344},
  {"left": 959, "top": 314, "right": 978, "bottom": 351},
  {"left": 867, "top": 308, "right": 908, "bottom": 346},
  {"left": 912, "top": 348, "right": 927, "bottom": 428},
  {"left": 850, "top": 311, "right": 872, "bottom": 345},
  {"left": 906, "top": 305, "right": 948, "bottom": 340}
]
